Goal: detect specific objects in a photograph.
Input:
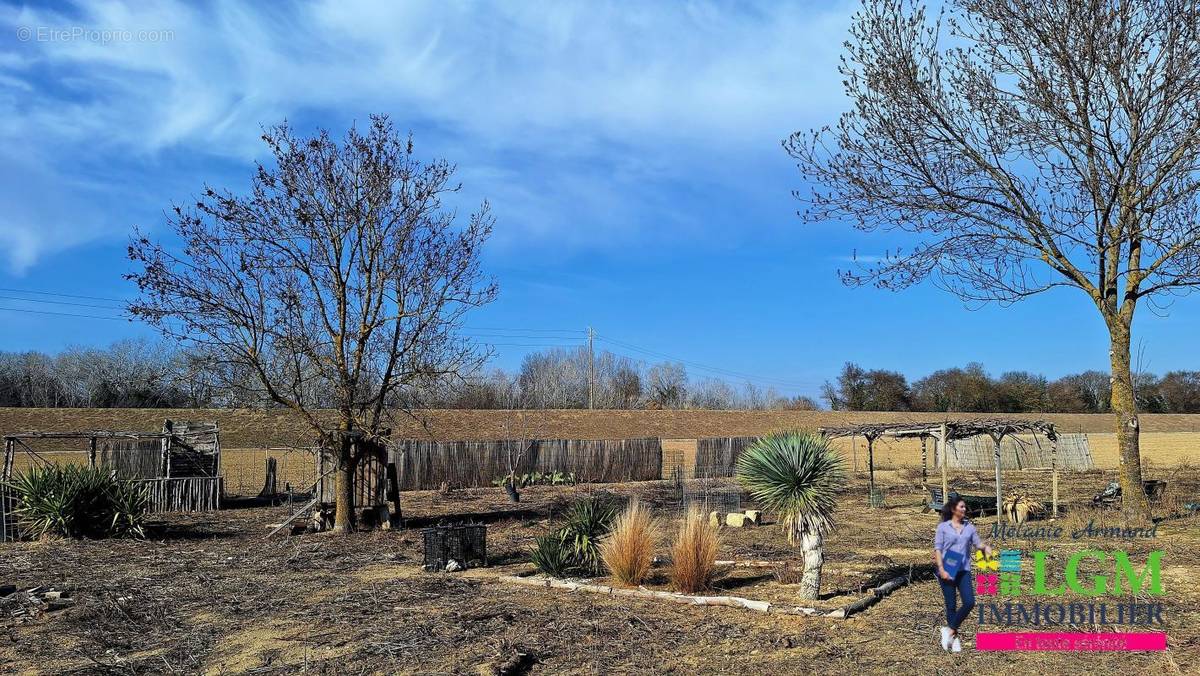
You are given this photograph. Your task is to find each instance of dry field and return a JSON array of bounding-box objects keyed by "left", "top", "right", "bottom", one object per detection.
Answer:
[
  {"left": 4, "top": 408, "right": 1199, "bottom": 497},
  {"left": 2, "top": 465, "right": 1197, "bottom": 675},
  {"left": 6, "top": 407, "right": 1200, "bottom": 447}
]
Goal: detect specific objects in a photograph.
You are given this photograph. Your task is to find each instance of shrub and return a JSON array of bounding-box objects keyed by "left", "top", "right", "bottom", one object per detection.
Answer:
[
  {"left": 531, "top": 531, "right": 573, "bottom": 577},
  {"left": 8, "top": 464, "right": 149, "bottom": 539},
  {"left": 670, "top": 506, "right": 722, "bottom": 593},
  {"left": 600, "top": 499, "right": 660, "bottom": 586}
]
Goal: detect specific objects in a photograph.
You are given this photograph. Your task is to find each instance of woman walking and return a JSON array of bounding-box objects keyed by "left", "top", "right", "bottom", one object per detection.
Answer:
[{"left": 933, "top": 496, "right": 992, "bottom": 652}]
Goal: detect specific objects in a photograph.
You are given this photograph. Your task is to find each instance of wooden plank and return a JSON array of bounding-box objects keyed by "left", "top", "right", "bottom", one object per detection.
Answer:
[{"left": 266, "top": 497, "right": 318, "bottom": 538}]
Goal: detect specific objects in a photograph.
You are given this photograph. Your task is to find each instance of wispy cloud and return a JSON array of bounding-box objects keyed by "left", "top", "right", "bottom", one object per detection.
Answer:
[{"left": 1, "top": 0, "right": 855, "bottom": 271}]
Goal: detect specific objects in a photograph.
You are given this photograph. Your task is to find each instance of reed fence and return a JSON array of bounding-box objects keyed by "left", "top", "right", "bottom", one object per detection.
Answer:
[
  {"left": 390, "top": 437, "right": 663, "bottom": 490},
  {"left": 129, "top": 477, "right": 223, "bottom": 513},
  {"left": 694, "top": 436, "right": 758, "bottom": 478}
]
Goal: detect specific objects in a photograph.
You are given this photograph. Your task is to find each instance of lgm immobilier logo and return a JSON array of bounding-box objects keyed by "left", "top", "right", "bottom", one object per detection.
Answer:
[{"left": 974, "top": 549, "right": 1168, "bottom": 651}]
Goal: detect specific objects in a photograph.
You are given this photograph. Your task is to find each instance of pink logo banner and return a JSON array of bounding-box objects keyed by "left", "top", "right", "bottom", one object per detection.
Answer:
[{"left": 976, "top": 632, "right": 1167, "bottom": 651}]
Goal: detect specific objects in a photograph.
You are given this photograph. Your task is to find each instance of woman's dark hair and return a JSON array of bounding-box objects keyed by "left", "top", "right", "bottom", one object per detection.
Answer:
[{"left": 941, "top": 496, "right": 966, "bottom": 522}]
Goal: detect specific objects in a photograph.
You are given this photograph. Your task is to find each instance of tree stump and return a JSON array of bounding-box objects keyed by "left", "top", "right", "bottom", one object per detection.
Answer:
[{"left": 258, "top": 457, "right": 278, "bottom": 498}]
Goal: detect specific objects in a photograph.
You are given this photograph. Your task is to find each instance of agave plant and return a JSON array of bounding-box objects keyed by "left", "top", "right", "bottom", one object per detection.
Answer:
[
  {"left": 736, "top": 430, "right": 846, "bottom": 600},
  {"left": 8, "top": 464, "right": 149, "bottom": 540}
]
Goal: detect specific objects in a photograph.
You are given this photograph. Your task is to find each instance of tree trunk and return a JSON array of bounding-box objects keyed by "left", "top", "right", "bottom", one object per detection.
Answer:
[
  {"left": 332, "top": 431, "right": 355, "bottom": 534},
  {"left": 799, "top": 531, "right": 823, "bottom": 601},
  {"left": 1108, "top": 325, "right": 1152, "bottom": 521}
]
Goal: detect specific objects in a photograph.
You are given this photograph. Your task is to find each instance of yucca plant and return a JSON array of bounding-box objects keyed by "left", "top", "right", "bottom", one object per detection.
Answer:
[
  {"left": 736, "top": 430, "right": 846, "bottom": 600},
  {"left": 560, "top": 495, "right": 620, "bottom": 575},
  {"left": 600, "top": 499, "right": 660, "bottom": 586},
  {"left": 530, "top": 495, "right": 620, "bottom": 577},
  {"left": 7, "top": 464, "right": 149, "bottom": 540},
  {"left": 531, "top": 531, "right": 574, "bottom": 577}
]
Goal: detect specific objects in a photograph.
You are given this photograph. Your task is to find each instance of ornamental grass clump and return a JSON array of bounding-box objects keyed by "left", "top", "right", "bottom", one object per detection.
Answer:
[
  {"left": 599, "top": 499, "right": 660, "bottom": 586},
  {"left": 736, "top": 430, "right": 846, "bottom": 600},
  {"left": 8, "top": 464, "right": 149, "bottom": 540},
  {"left": 670, "top": 506, "right": 722, "bottom": 594}
]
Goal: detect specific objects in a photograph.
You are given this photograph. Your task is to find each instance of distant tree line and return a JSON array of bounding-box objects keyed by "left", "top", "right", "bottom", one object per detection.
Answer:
[
  {"left": 822, "top": 362, "right": 1200, "bottom": 414},
  {"left": 0, "top": 341, "right": 819, "bottom": 411}
]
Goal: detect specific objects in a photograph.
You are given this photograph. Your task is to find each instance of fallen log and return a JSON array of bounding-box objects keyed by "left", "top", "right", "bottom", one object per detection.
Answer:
[
  {"left": 495, "top": 574, "right": 821, "bottom": 616},
  {"left": 828, "top": 568, "right": 914, "bottom": 619}
]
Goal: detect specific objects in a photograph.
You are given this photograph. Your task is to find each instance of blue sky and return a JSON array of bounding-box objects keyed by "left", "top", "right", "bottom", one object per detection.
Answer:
[{"left": 1, "top": 0, "right": 1198, "bottom": 401}]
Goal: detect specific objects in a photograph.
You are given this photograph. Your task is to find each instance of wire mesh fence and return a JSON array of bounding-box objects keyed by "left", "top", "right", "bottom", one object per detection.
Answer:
[{"left": 219, "top": 447, "right": 319, "bottom": 497}]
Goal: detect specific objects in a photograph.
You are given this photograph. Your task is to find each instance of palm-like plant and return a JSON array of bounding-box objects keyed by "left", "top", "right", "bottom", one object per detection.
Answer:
[{"left": 736, "top": 430, "right": 846, "bottom": 600}]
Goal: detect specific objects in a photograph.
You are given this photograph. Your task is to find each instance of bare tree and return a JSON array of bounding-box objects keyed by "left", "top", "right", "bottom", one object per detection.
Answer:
[
  {"left": 128, "top": 116, "right": 497, "bottom": 532},
  {"left": 646, "top": 362, "right": 688, "bottom": 409},
  {"left": 788, "top": 0, "right": 1200, "bottom": 518}
]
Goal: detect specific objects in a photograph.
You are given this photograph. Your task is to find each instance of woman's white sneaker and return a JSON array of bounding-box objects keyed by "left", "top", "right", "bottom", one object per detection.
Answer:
[
  {"left": 951, "top": 637, "right": 962, "bottom": 653},
  {"left": 940, "top": 627, "right": 952, "bottom": 651}
]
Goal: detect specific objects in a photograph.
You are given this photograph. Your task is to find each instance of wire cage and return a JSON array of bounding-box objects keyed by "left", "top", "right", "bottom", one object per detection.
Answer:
[
  {"left": 682, "top": 487, "right": 742, "bottom": 515},
  {"left": 422, "top": 524, "right": 488, "bottom": 572}
]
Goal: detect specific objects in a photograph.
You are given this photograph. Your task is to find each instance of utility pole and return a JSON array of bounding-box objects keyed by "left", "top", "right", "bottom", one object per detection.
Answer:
[{"left": 588, "top": 326, "right": 595, "bottom": 409}]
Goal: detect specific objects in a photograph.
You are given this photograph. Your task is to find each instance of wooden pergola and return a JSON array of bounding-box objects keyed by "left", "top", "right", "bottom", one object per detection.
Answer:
[{"left": 819, "top": 418, "right": 1060, "bottom": 518}]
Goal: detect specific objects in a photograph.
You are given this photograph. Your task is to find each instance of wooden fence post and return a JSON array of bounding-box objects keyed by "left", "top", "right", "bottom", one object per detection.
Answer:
[
  {"left": 993, "top": 433, "right": 1003, "bottom": 521},
  {"left": 939, "top": 423, "right": 949, "bottom": 503}
]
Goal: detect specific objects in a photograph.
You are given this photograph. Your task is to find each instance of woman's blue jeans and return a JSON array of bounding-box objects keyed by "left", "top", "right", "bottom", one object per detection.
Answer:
[{"left": 939, "top": 570, "right": 975, "bottom": 631}]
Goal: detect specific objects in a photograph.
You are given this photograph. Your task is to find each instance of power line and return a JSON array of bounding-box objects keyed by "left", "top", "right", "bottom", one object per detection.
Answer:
[
  {"left": 595, "top": 334, "right": 820, "bottom": 389},
  {"left": 0, "top": 287, "right": 129, "bottom": 304},
  {"left": 463, "top": 332, "right": 587, "bottom": 339},
  {"left": 482, "top": 342, "right": 585, "bottom": 348},
  {"left": 465, "top": 326, "right": 586, "bottom": 334},
  {"left": 0, "top": 294, "right": 127, "bottom": 311},
  {"left": 0, "top": 306, "right": 130, "bottom": 321}
]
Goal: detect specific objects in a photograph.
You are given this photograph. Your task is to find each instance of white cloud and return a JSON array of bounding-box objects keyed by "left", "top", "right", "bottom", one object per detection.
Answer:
[{"left": 0, "top": 0, "right": 855, "bottom": 269}]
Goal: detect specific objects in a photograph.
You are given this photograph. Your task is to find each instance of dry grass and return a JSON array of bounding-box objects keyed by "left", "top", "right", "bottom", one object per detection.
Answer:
[
  {"left": 600, "top": 499, "right": 661, "bottom": 586},
  {"left": 669, "top": 506, "right": 722, "bottom": 594}
]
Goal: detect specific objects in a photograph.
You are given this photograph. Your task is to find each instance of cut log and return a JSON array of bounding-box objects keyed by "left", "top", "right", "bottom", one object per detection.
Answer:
[
  {"left": 258, "top": 457, "right": 278, "bottom": 498},
  {"left": 833, "top": 569, "right": 914, "bottom": 619},
  {"left": 494, "top": 574, "right": 818, "bottom": 616}
]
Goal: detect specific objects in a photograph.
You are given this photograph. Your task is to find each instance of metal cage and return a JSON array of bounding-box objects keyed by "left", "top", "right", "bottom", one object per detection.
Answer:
[{"left": 422, "top": 524, "right": 488, "bottom": 571}]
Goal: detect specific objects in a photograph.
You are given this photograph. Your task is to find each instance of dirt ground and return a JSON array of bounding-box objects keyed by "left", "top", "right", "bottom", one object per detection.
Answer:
[{"left": 2, "top": 467, "right": 1198, "bottom": 675}]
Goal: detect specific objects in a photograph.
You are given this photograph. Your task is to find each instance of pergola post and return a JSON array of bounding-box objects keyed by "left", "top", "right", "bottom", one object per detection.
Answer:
[
  {"left": 1050, "top": 434, "right": 1059, "bottom": 520},
  {"left": 866, "top": 433, "right": 884, "bottom": 508},
  {"left": 867, "top": 435, "right": 875, "bottom": 489},
  {"left": 939, "top": 423, "right": 949, "bottom": 504},
  {"left": 992, "top": 433, "right": 1004, "bottom": 522},
  {"left": 920, "top": 436, "right": 928, "bottom": 484},
  {"left": 2, "top": 438, "right": 13, "bottom": 481}
]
